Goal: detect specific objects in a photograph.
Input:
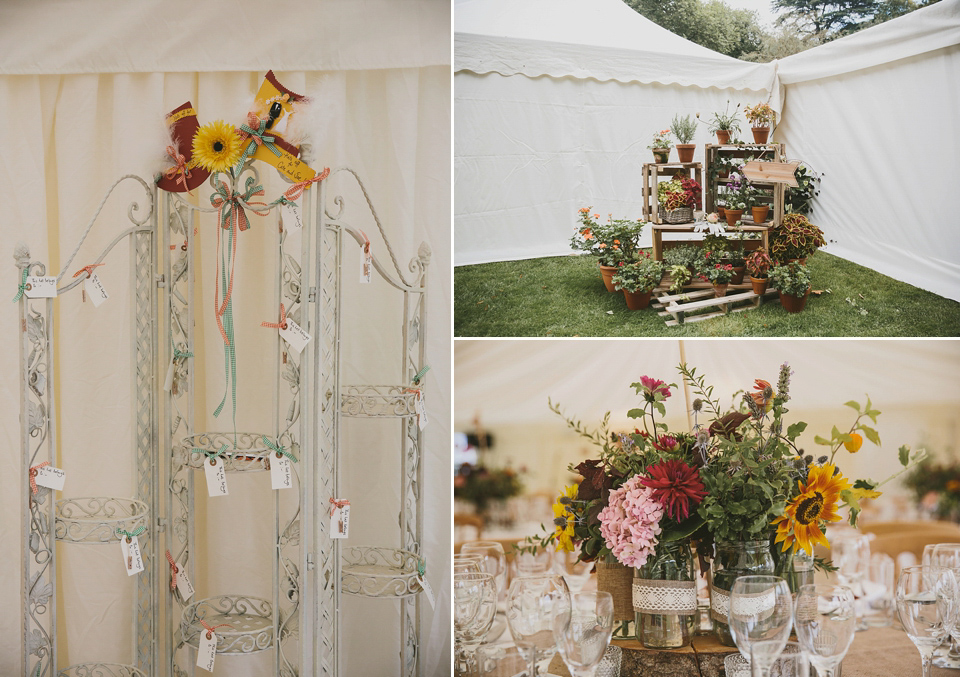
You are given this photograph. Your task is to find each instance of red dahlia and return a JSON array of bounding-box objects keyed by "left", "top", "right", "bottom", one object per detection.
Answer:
[{"left": 640, "top": 460, "right": 707, "bottom": 521}]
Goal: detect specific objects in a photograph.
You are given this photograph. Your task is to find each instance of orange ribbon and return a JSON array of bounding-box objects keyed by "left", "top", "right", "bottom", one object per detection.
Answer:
[
  {"left": 329, "top": 497, "right": 350, "bottom": 517},
  {"left": 165, "top": 549, "right": 179, "bottom": 591},
  {"left": 164, "top": 146, "right": 192, "bottom": 192},
  {"left": 199, "top": 619, "right": 233, "bottom": 640},
  {"left": 72, "top": 263, "right": 104, "bottom": 279},
  {"left": 261, "top": 303, "right": 288, "bottom": 331},
  {"left": 29, "top": 462, "right": 50, "bottom": 494},
  {"left": 283, "top": 166, "right": 330, "bottom": 201}
]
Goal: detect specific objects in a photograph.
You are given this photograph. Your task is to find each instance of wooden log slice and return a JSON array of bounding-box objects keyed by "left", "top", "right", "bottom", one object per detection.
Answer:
[{"left": 547, "top": 634, "right": 740, "bottom": 677}]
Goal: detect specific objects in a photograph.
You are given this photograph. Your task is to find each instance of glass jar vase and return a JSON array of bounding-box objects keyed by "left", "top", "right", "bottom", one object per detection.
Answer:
[
  {"left": 709, "top": 539, "right": 775, "bottom": 646},
  {"left": 633, "top": 540, "right": 697, "bottom": 649},
  {"left": 774, "top": 545, "right": 815, "bottom": 595}
]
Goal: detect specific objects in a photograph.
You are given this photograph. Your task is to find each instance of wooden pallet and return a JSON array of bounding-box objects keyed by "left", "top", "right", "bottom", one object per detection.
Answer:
[{"left": 653, "top": 278, "right": 779, "bottom": 326}]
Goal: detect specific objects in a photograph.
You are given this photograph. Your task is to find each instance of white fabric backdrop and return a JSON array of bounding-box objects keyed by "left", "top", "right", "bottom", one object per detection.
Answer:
[{"left": 0, "top": 3, "right": 451, "bottom": 676}]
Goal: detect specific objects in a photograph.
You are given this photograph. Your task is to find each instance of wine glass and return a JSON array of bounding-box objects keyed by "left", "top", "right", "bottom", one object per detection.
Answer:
[
  {"left": 454, "top": 555, "right": 483, "bottom": 576},
  {"left": 454, "top": 572, "right": 484, "bottom": 674},
  {"left": 728, "top": 575, "right": 793, "bottom": 677},
  {"left": 794, "top": 584, "right": 856, "bottom": 677},
  {"left": 896, "top": 565, "right": 958, "bottom": 677},
  {"left": 506, "top": 574, "right": 571, "bottom": 677},
  {"left": 928, "top": 544, "right": 960, "bottom": 668},
  {"left": 455, "top": 571, "right": 498, "bottom": 674},
  {"left": 461, "top": 540, "right": 508, "bottom": 602},
  {"left": 831, "top": 533, "right": 870, "bottom": 631},
  {"left": 516, "top": 549, "right": 553, "bottom": 577},
  {"left": 552, "top": 591, "right": 614, "bottom": 677},
  {"left": 724, "top": 641, "right": 808, "bottom": 677}
]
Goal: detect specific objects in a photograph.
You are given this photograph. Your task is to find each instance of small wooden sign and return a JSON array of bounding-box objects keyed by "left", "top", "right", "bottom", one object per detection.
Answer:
[{"left": 741, "top": 160, "right": 800, "bottom": 187}]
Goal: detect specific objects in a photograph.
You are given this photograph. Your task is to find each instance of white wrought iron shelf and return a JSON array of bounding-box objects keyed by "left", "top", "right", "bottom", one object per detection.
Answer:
[
  {"left": 175, "top": 432, "right": 286, "bottom": 474},
  {"left": 58, "top": 663, "right": 146, "bottom": 677},
  {"left": 340, "top": 385, "right": 421, "bottom": 418},
  {"left": 341, "top": 546, "right": 425, "bottom": 599},
  {"left": 180, "top": 595, "right": 274, "bottom": 655},
  {"left": 54, "top": 497, "right": 149, "bottom": 544}
]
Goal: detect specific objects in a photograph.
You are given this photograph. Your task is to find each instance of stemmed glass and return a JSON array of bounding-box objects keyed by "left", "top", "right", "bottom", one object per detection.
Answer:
[
  {"left": 552, "top": 591, "right": 614, "bottom": 677},
  {"left": 896, "top": 565, "right": 958, "bottom": 677},
  {"left": 727, "top": 575, "right": 793, "bottom": 677},
  {"left": 506, "top": 574, "right": 571, "bottom": 677},
  {"left": 461, "top": 541, "right": 508, "bottom": 602},
  {"left": 929, "top": 543, "right": 960, "bottom": 668},
  {"left": 454, "top": 572, "right": 484, "bottom": 675},
  {"left": 831, "top": 533, "right": 870, "bottom": 631},
  {"left": 794, "top": 584, "right": 856, "bottom": 677},
  {"left": 454, "top": 571, "right": 498, "bottom": 675}
]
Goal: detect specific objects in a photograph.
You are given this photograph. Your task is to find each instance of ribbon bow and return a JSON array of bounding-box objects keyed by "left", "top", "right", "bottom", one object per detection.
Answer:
[
  {"left": 173, "top": 345, "right": 193, "bottom": 362},
  {"left": 73, "top": 263, "right": 104, "bottom": 279},
  {"left": 13, "top": 268, "right": 28, "bottom": 302},
  {"left": 29, "top": 462, "right": 50, "bottom": 494},
  {"left": 164, "top": 145, "right": 192, "bottom": 191},
  {"left": 261, "top": 303, "right": 288, "bottom": 331},
  {"left": 191, "top": 444, "right": 232, "bottom": 464},
  {"left": 412, "top": 365, "right": 430, "bottom": 385},
  {"left": 263, "top": 435, "right": 297, "bottom": 463},
  {"left": 200, "top": 619, "right": 233, "bottom": 640},
  {"left": 283, "top": 166, "right": 331, "bottom": 202},
  {"left": 166, "top": 549, "right": 179, "bottom": 591},
  {"left": 329, "top": 497, "right": 350, "bottom": 517},
  {"left": 417, "top": 558, "right": 426, "bottom": 578},
  {"left": 236, "top": 113, "right": 282, "bottom": 165},
  {"left": 116, "top": 525, "right": 146, "bottom": 542}
]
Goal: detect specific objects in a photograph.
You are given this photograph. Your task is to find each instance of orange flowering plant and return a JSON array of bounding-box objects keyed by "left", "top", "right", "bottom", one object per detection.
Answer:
[{"left": 571, "top": 207, "right": 646, "bottom": 266}]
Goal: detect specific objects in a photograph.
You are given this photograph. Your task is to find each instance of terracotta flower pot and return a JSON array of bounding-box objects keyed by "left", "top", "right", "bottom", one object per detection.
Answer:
[
  {"left": 713, "top": 283, "right": 729, "bottom": 298},
  {"left": 599, "top": 264, "right": 619, "bottom": 293},
  {"left": 724, "top": 209, "right": 743, "bottom": 227},
  {"left": 751, "top": 205, "right": 769, "bottom": 224},
  {"left": 623, "top": 288, "right": 654, "bottom": 310},
  {"left": 716, "top": 130, "right": 731, "bottom": 145},
  {"left": 676, "top": 144, "right": 695, "bottom": 163},
  {"left": 652, "top": 148, "right": 671, "bottom": 164},
  {"left": 750, "top": 276, "right": 769, "bottom": 295},
  {"left": 731, "top": 266, "right": 746, "bottom": 285},
  {"left": 751, "top": 127, "right": 770, "bottom": 144},
  {"left": 717, "top": 206, "right": 726, "bottom": 220},
  {"left": 779, "top": 287, "right": 811, "bottom": 313}
]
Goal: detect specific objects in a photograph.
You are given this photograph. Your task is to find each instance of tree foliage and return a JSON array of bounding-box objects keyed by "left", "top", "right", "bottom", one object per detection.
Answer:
[
  {"left": 626, "top": 0, "right": 763, "bottom": 59},
  {"left": 774, "top": 0, "right": 941, "bottom": 41}
]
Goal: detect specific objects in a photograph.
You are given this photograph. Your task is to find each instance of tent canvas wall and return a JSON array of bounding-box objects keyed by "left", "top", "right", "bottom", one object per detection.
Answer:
[{"left": 454, "top": 0, "right": 960, "bottom": 302}]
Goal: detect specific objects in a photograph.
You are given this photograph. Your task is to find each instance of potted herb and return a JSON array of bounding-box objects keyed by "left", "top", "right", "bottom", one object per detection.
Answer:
[
  {"left": 769, "top": 213, "right": 825, "bottom": 263},
  {"left": 612, "top": 255, "right": 665, "bottom": 310},
  {"left": 572, "top": 208, "right": 647, "bottom": 291},
  {"left": 670, "top": 114, "right": 698, "bottom": 163},
  {"left": 648, "top": 129, "right": 672, "bottom": 164},
  {"left": 769, "top": 261, "right": 812, "bottom": 313},
  {"left": 705, "top": 262, "right": 734, "bottom": 298},
  {"left": 744, "top": 103, "right": 776, "bottom": 144},
  {"left": 698, "top": 102, "right": 741, "bottom": 145},
  {"left": 745, "top": 249, "right": 774, "bottom": 295}
]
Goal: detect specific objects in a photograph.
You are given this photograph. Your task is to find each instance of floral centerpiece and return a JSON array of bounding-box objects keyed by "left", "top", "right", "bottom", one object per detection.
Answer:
[
  {"left": 454, "top": 463, "right": 524, "bottom": 517},
  {"left": 904, "top": 458, "right": 960, "bottom": 522},
  {"left": 572, "top": 207, "right": 646, "bottom": 291},
  {"left": 648, "top": 129, "right": 673, "bottom": 163}
]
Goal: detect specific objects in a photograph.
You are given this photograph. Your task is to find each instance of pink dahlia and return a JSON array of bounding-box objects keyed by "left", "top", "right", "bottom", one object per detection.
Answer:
[
  {"left": 640, "top": 460, "right": 707, "bottom": 521},
  {"left": 598, "top": 475, "right": 664, "bottom": 568},
  {"left": 639, "top": 375, "right": 671, "bottom": 400}
]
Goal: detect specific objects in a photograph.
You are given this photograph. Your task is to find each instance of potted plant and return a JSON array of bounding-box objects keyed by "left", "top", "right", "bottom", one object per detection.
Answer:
[
  {"left": 785, "top": 162, "right": 823, "bottom": 216},
  {"left": 648, "top": 129, "right": 672, "bottom": 164},
  {"left": 769, "top": 213, "right": 825, "bottom": 264},
  {"left": 744, "top": 103, "right": 776, "bottom": 144},
  {"left": 666, "top": 264, "right": 692, "bottom": 293},
  {"left": 572, "top": 208, "right": 646, "bottom": 291},
  {"left": 612, "top": 255, "right": 665, "bottom": 310},
  {"left": 726, "top": 243, "right": 747, "bottom": 284},
  {"left": 698, "top": 102, "right": 741, "bottom": 145},
  {"left": 657, "top": 172, "right": 701, "bottom": 224},
  {"left": 769, "top": 261, "right": 812, "bottom": 313},
  {"left": 722, "top": 172, "right": 748, "bottom": 226},
  {"left": 704, "top": 261, "right": 734, "bottom": 298},
  {"left": 745, "top": 248, "right": 774, "bottom": 295},
  {"left": 746, "top": 185, "right": 769, "bottom": 224},
  {"left": 670, "top": 114, "right": 697, "bottom": 163}
]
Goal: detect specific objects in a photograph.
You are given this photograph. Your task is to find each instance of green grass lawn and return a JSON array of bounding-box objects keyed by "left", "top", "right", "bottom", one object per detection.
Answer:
[{"left": 454, "top": 252, "right": 960, "bottom": 337}]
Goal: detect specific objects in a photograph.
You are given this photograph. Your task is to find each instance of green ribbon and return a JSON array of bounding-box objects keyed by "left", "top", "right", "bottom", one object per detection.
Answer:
[
  {"left": 117, "top": 525, "right": 146, "bottom": 541},
  {"left": 173, "top": 345, "right": 193, "bottom": 362},
  {"left": 412, "top": 365, "right": 430, "bottom": 385},
  {"left": 191, "top": 444, "right": 232, "bottom": 463},
  {"left": 262, "top": 435, "right": 297, "bottom": 462},
  {"left": 237, "top": 117, "right": 282, "bottom": 169},
  {"left": 417, "top": 558, "right": 426, "bottom": 578},
  {"left": 34, "top": 663, "right": 41, "bottom": 677},
  {"left": 13, "top": 268, "right": 28, "bottom": 302}
]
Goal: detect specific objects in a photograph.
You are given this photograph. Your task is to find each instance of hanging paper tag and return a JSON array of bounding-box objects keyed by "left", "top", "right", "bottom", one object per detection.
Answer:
[
  {"left": 84, "top": 274, "right": 109, "bottom": 307},
  {"left": 283, "top": 202, "right": 303, "bottom": 232},
  {"left": 361, "top": 244, "right": 372, "bottom": 284},
  {"left": 270, "top": 454, "right": 293, "bottom": 490},
  {"left": 204, "top": 458, "right": 229, "bottom": 497},
  {"left": 278, "top": 318, "right": 311, "bottom": 354},
  {"left": 34, "top": 465, "right": 66, "bottom": 491},
  {"left": 24, "top": 276, "right": 57, "bottom": 298},
  {"left": 164, "top": 357, "right": 175, "bottom": 392},
  {"left": 176, "top": 561, "right": 195, "bottom": 601},
  {"left": 197, "top": 631, "right": 217, "bottom": 671},
  {"left": 121, "top": 536, "right": 145, "bottom": 576},
  {"left": 417, "top": 574, "right": 436, "bottom": 608},
  {"left": 331, "top": 502, "right": 350, "bottom": 539},
  {"left": 415, "top": 391, "right": 427, "bottom": 430}
]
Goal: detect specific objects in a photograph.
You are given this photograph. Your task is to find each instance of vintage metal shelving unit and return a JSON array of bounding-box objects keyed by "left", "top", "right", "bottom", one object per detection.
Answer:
[{"left": 19, "top": 162, "right": 429, "bottom": 677}]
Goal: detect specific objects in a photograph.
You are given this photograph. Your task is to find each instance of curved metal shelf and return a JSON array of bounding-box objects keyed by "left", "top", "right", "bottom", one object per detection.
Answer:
[
  {"left": 341, "top": 385, "right": 420, "bottom": 418},
  {"left": 341, "top": 546, "right": 424, "bottom": 598},
  {"left": 181, "top": 595, "right": 274, "bottom": 654},
  {"left": 55, "top": 497, "right": 149, "bottom": 544},
  {"left": 58, "top": 663, "right": 146, "bottom": 677},
  {"left": 176, "top": 432, "right": 274, "bottom": 473}
]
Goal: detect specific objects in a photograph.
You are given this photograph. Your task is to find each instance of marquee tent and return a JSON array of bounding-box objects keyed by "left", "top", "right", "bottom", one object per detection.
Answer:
[{"left": 454, "top": 0, "right": 960, "bottom": 302}]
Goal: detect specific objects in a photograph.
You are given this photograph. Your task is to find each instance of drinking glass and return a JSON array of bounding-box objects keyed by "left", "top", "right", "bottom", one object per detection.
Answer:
[
  {"left": 728, "top": 575, "right": 793, "bottom": 677},
  {"left": 724, "top": 641, "right": 808, "bottom": 677},
  {"left": 552, "top": 591, "right": 614, "bottom": 677},
  {"left": 831, "top": 533, "right": 870, "bottom": 631},
  {"left": 454, "top": 558, "right": 483, "bottom": 576},
  {"left": 896, "top": 565, "right": 958, "bottom": 677},
  {"left": 516, "top": 549, "right": 553, "bottom": 577},
  {"left": 462, "top": 541, "right": 508, "bottom": 602},
  {"left": 455, "top": 571, "right": 498, "bottom": 674},
  {"left": 794, "top": 584, "right": 856, "bottom": 677},
  {"left": 506, "top": 574, "right": 571, "bottom": 677},
  {"left": 929, "top": 544, "right": 960, "bottom": 668},
  {"left": 863, "top": 552, "right": 895, "bottom": 628},
  {"left": 454, "top": 572, "right": 484, "bottom": 674}
]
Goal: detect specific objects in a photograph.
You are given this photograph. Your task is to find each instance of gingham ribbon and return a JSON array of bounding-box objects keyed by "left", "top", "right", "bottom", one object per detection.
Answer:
[
  {"left": 412, "top": 365, "right": 430, "bottom": 385},
  {"left": 282, "top": 166, "right": 331, "bottom": 201},
  {"left": 260, "top": 303, "right": 288, "bottom": 330},
  {"left": 263, "top": 435, "right": 297, "bottom": 462},
  {"left": 191, "top": 444, "right": 231, "bottom": 463},
  {"left": 173, "top": 345, "right": 193, "bottom": 362},
  {"left": 166, "top": 549, "right": 179, "bottom": 591},
  {"left": 163, "top": 145, "right": 192, "bottom": 191},
  {"left": 200, "top": 619, "right": 233, "bottom": 640},
  {"left": 29, "top": 462, "right": 50, "bottom": 494},
  {"left": 417, "top": 558, "right": 426, "bottom": 578},
  {"left": 236, "top": 113, "right": 282, "bottom": 164},
  {"left": 329, "top": 497, "right": 350, "bottom": 517},
  {"left": 73, "top": 263, "right": 104, "bottom": 279},
  {"left": 13, "top": 268, "right": 28, "bottom": 302},
  {"left": 116, "top": 525, "right": 146, "bottom": 541}
]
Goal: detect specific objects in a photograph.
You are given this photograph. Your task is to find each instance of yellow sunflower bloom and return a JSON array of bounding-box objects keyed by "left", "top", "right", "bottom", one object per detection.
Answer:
[
  {"left": 192, "top": 120, "right": 243, "bottom": 173},
  {"left": 552, "top": 484, "right": 578, "bottom": 552},
  {"left": 772, "top": 462, "right": 851, "bottom": 555}
]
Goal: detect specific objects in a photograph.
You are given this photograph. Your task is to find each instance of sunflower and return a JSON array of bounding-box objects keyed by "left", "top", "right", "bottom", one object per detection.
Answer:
[
  {"left": 551, "top": 484, "right": 578, "bottom": 552},
  {"left": 192, "top": 120, "right": 243, "bottom": 173},
  {"left": 772, "top": 462, "right": 851, "bottom": 554}
]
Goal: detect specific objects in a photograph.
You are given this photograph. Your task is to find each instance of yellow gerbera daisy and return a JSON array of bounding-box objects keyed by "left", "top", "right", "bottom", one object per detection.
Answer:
[
  {"left": 552, "top": 484, "right": 578, "bottom": 552},
  {"left": 192, "top": 120, "right": 243, "bottom": 173},
  {"left": 772, "top": 462, "right": 851, "bottom": 555}
]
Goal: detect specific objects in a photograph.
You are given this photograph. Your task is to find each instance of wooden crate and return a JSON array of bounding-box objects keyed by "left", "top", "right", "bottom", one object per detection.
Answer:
[
  {"left": 651, "top": 270, "right": 778, "bottom": 326},
  {"left": 704, "top": 143, "right": 786, "bottom": 228},
  {"left": 651, "top": 224, "right": 768, "bottom": 263},
  {"left": 641, "top": 162, "right": 703, "bottom": 224}
]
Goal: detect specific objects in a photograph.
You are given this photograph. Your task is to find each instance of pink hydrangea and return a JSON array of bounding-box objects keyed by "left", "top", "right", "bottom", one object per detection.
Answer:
[{"left": 598, "top": 475, "right": 664, "bottom": 568}]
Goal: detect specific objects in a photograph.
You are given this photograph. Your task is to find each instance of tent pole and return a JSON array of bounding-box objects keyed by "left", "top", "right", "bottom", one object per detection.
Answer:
[{"left": 678, "top": 340, "right": 693, "bottom": 432}]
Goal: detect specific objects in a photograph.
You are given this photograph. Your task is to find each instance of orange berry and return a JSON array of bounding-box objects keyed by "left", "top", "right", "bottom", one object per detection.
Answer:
[{"left": 844, "top": 433, "right": 863, "bottom": 453}]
